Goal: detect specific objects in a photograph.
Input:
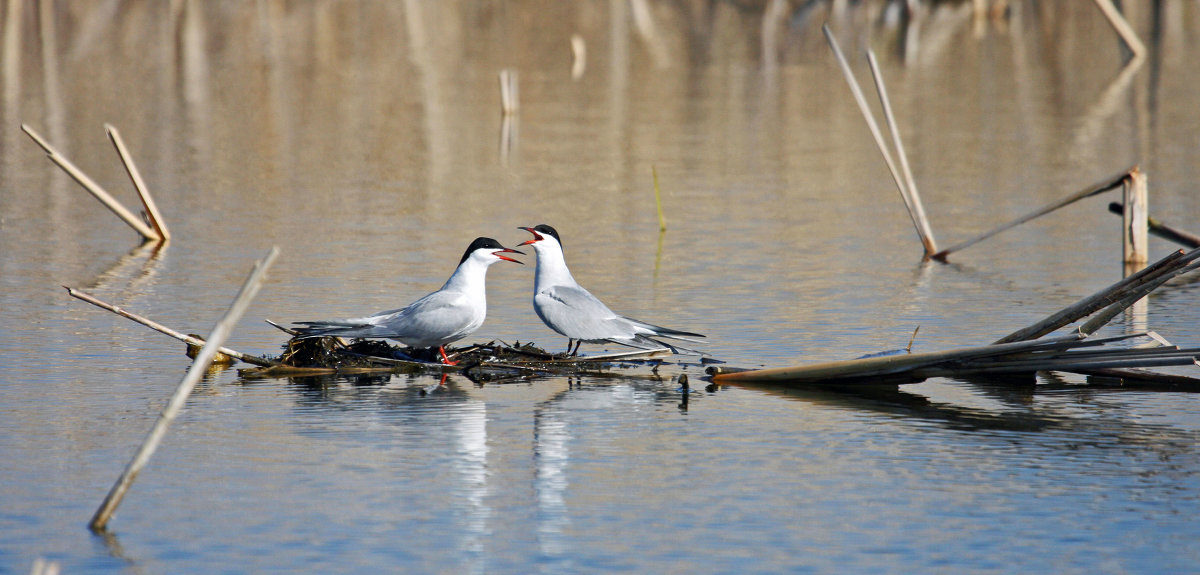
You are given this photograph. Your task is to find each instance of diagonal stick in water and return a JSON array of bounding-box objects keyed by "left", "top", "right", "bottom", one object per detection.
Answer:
[
  {"left": 866, "top": 49, "right": 936, "bottom": 256},
  {"left": 994, "top": 246, "right": 1200, "bottom": 344},
  {"left": 106, "top": 124, "right": 171, "bottom": 242},
  {"left": 822, "top": 25, "right": 934, "bottom": 258},
  {"left": 89, "top": 247, "right": 280, "bottom": 532},
  {"left": 932, "top": 167, "right": 1132, "bottom": 260},
  {"left": 21, "top": 124, "right": 160, "bottom": 242},
  {"left": 1092, "top": 0, "right": 1145, "bottom": 59},
  {"left": 65, "top": 286, "right": 278, "bottom": 368}
]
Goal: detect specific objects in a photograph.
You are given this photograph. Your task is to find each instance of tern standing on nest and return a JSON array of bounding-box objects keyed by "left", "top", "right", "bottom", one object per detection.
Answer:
[
  {"left": 274, "top": 237, "right": 524, "bottom": 365},
  {"left": 518, "top": 224, "right": 704, "bottom": 356}
]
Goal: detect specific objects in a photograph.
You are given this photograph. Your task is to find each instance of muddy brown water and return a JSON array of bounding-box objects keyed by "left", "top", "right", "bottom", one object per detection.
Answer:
[{"left": 2, "top": 3, "right": 1199, "bottom": 572}]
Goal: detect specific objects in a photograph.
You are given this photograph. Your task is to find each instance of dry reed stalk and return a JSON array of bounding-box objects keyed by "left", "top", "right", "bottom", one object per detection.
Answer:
[
  {"left": 709, "top": 334, "right": 1085, "bottom": 385},
  {"left": 1122, "top": 168, "right": 1148, "bottom": 264},
  {"left": 710, "top": 331, "right": 1200, "bottom": 386},
  {"left": 22, "top": 124, "right": 160, "bottom": 242},
  {"left": 65, "top": 286, "right": 278, "bottom": 368},
  {"left": 1093, "top": 0, "right": 1146, "bottom": 59},
  {"left": 994, "top": 246, "right": 1200, "bottom": 344},
  {"left": 866, "top": 49, "right": 936, "bottom": 257},
  {"left": 931, "top": 167, "right": 1133, "bottom": 260},
  {"left": 89, "top": 247, "right": 279, "bottom": 532},
  {"left": 106, "top": 124, "right": 171, "bottom": 242},
  {"left": 822, "top": 25, "right": 935, "bottom": 258}
]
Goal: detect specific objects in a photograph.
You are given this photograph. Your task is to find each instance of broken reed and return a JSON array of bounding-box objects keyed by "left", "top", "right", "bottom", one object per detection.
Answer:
[
  {"left": 822, "top": 25, "right": 937, "bottom": 258},
  {"left": 90, "top": 247, "right": 279, "bottom": 532},
  {"left": 22, "top": 124, "right": 160, "bottom": 241},
  {"left": 23, "top": 123, "right": 172, "bottom": 245},
  {"left": 65, "top": 287, "right": 278, "bottom": 367},
  {"left": 107, "top": 124, "right": 170, "bottom": 242}
]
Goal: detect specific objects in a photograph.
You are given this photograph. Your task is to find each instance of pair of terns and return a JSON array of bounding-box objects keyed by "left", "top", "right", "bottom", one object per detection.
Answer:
[{"left": 279, "top": 225, "right": 704, "bottom": 364}]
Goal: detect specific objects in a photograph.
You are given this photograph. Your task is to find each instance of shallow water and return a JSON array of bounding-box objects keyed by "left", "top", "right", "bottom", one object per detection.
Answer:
[{"left": 3, "top": 2, "right": 1200, "bottom": 573}]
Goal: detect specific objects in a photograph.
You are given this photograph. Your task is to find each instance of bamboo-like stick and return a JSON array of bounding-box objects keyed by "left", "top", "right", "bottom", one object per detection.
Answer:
[
  {"left": 931, "top": 167, "right": 1133, "bottom": 260},
  {"left": 65, "top": 286, "right": 278, "bottom": 368},
  {"left": 994, "top": 246, "right": 1200, "bottom": 344},
  {"left": 106, "top": 124, "right": 170, "bottom": 242},
  {"left": 1092, "top": 0, "right": 1146, "bottom": 59},
  {"left": 1122, "top": 168, "right": 1148, "bottom": 264},
  {"left": 89, "top": 247, "right": 279, "bottom": 532},
  {"left": 1106, "top": 202, "right": 1200, "bottom": 248},
  {"left": 652, "top": 165, "right": 666, "bottom": 232},
  {"left": 710, "top": 334, "right": 1086, "bottom": 385},
  {"left": 21, "top": 124, "right": 160, "bottom": 242},
  {"left": 1077, "top": 253, "right": 1200, "bottom": 337},
  {"left": 822, "top": 25, "right": 931, "bottom": 258},
  {"left": 866, "top": 49, "right": 936, "bottom": 257}
]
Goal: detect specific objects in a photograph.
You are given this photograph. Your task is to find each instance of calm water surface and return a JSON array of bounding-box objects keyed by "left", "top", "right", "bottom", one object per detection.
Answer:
[{"left": 2, "top": 2, "right": 1200, "bottom": 573}]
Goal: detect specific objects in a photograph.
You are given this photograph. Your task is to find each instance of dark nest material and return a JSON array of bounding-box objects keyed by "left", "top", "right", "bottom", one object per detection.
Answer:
[{"left": 239, "top": 336, "right": 694, "bottom": 380}]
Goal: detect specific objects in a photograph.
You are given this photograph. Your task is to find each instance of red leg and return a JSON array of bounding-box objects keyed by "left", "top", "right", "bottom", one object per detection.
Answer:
[{"left": 438, "top": 345, "right": 458, "bottom": 365}]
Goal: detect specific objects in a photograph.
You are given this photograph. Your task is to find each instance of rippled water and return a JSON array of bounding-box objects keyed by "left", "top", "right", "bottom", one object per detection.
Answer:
[{"left": 3, "top": 2, "right": 1200, "bottom": 573}]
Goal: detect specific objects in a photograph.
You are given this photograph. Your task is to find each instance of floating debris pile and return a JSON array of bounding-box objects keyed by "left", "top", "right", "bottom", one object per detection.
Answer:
[
  {"left": 707, "top": 246, "right": 1200, "bottom": 390},
  {"left": 238, "top": 336, "right": 690, "bottom": 380}
]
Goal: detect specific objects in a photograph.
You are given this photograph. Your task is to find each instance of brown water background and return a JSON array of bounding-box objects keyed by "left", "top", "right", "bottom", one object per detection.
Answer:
[{"left": 2, "top": 2, "right": 1200, "bottom": 572}]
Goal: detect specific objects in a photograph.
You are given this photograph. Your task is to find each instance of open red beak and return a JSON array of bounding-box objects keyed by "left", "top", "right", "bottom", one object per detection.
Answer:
[
  {"left": 493, "top": 248, "right": 525, "bottom": 264},
  {"left": 518, "top": 226, "right": 543, "bottom": 246}
]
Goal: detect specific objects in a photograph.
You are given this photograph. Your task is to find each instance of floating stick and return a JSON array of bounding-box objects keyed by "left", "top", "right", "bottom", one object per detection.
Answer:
[
  {"left": 106, "top": 124, "right": 171, "bottom": 242},
  {"left": 22, "top": 124, "right": 160, "bottom": 242},
  {"left": 64, "top": 286, "right": 278, "bottom": 368},
  {"left": 89, "top": 247, "right": 279, "bottom": 532},
  {"left": 931, "top": 167, "right": 1133, "bottom": 260},
  {"left": 652, "top": 165, "right": 666, "bottom": 232}
]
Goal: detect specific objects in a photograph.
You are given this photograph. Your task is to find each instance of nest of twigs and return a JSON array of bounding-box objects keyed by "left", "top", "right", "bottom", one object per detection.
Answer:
[{"left": 275, "top": 336, "right": 562, "bottom": 369}]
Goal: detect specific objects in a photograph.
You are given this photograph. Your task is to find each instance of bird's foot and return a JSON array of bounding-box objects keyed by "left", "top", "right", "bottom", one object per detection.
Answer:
[{"left": 438, "top": 346, "right": 459, "bottom": 366}]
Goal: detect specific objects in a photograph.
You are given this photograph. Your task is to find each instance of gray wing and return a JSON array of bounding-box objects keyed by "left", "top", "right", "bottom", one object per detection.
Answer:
[
  {"left": 535, "top": 285, "right": 638, "bottom": 342},
  {"left": 374, "top": 290, "right": 479, "bottom": 346},
  {"left": 295, "top": 290, "right": 478, "bottom": 347}
]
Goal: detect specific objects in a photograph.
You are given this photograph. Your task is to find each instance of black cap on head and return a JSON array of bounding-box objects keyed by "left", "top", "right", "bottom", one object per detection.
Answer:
[
  {"left": 519, "top": 224, "right": 565, "bottom": 255},
  {"left": 531, "top": 224, "right": 561, "bottom": 244},
  {"left": 460, "top": 237, "right": 507, "bottom": 265}
]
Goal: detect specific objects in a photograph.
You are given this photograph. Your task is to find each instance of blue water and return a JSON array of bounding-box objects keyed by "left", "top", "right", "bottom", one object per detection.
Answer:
[{"left": 3, "top": 2, "right": 1200, "bottom": 573}]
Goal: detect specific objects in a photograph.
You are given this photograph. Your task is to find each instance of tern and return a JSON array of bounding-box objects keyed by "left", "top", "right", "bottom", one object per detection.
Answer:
[
  {"left": 518, "top": 224, "right": 704, "bottom": 355},
  {"left": 276, "top": 237, "right": 524, "bottom": 365}
]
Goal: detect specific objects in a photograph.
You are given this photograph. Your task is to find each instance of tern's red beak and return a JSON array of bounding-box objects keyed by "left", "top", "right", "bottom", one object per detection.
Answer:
[
  {"left": 518, "top": 226, "right": 543, "bottom": 246},
  {"left": 493, "top": 248, "right": 525, "bottom": 264}
]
